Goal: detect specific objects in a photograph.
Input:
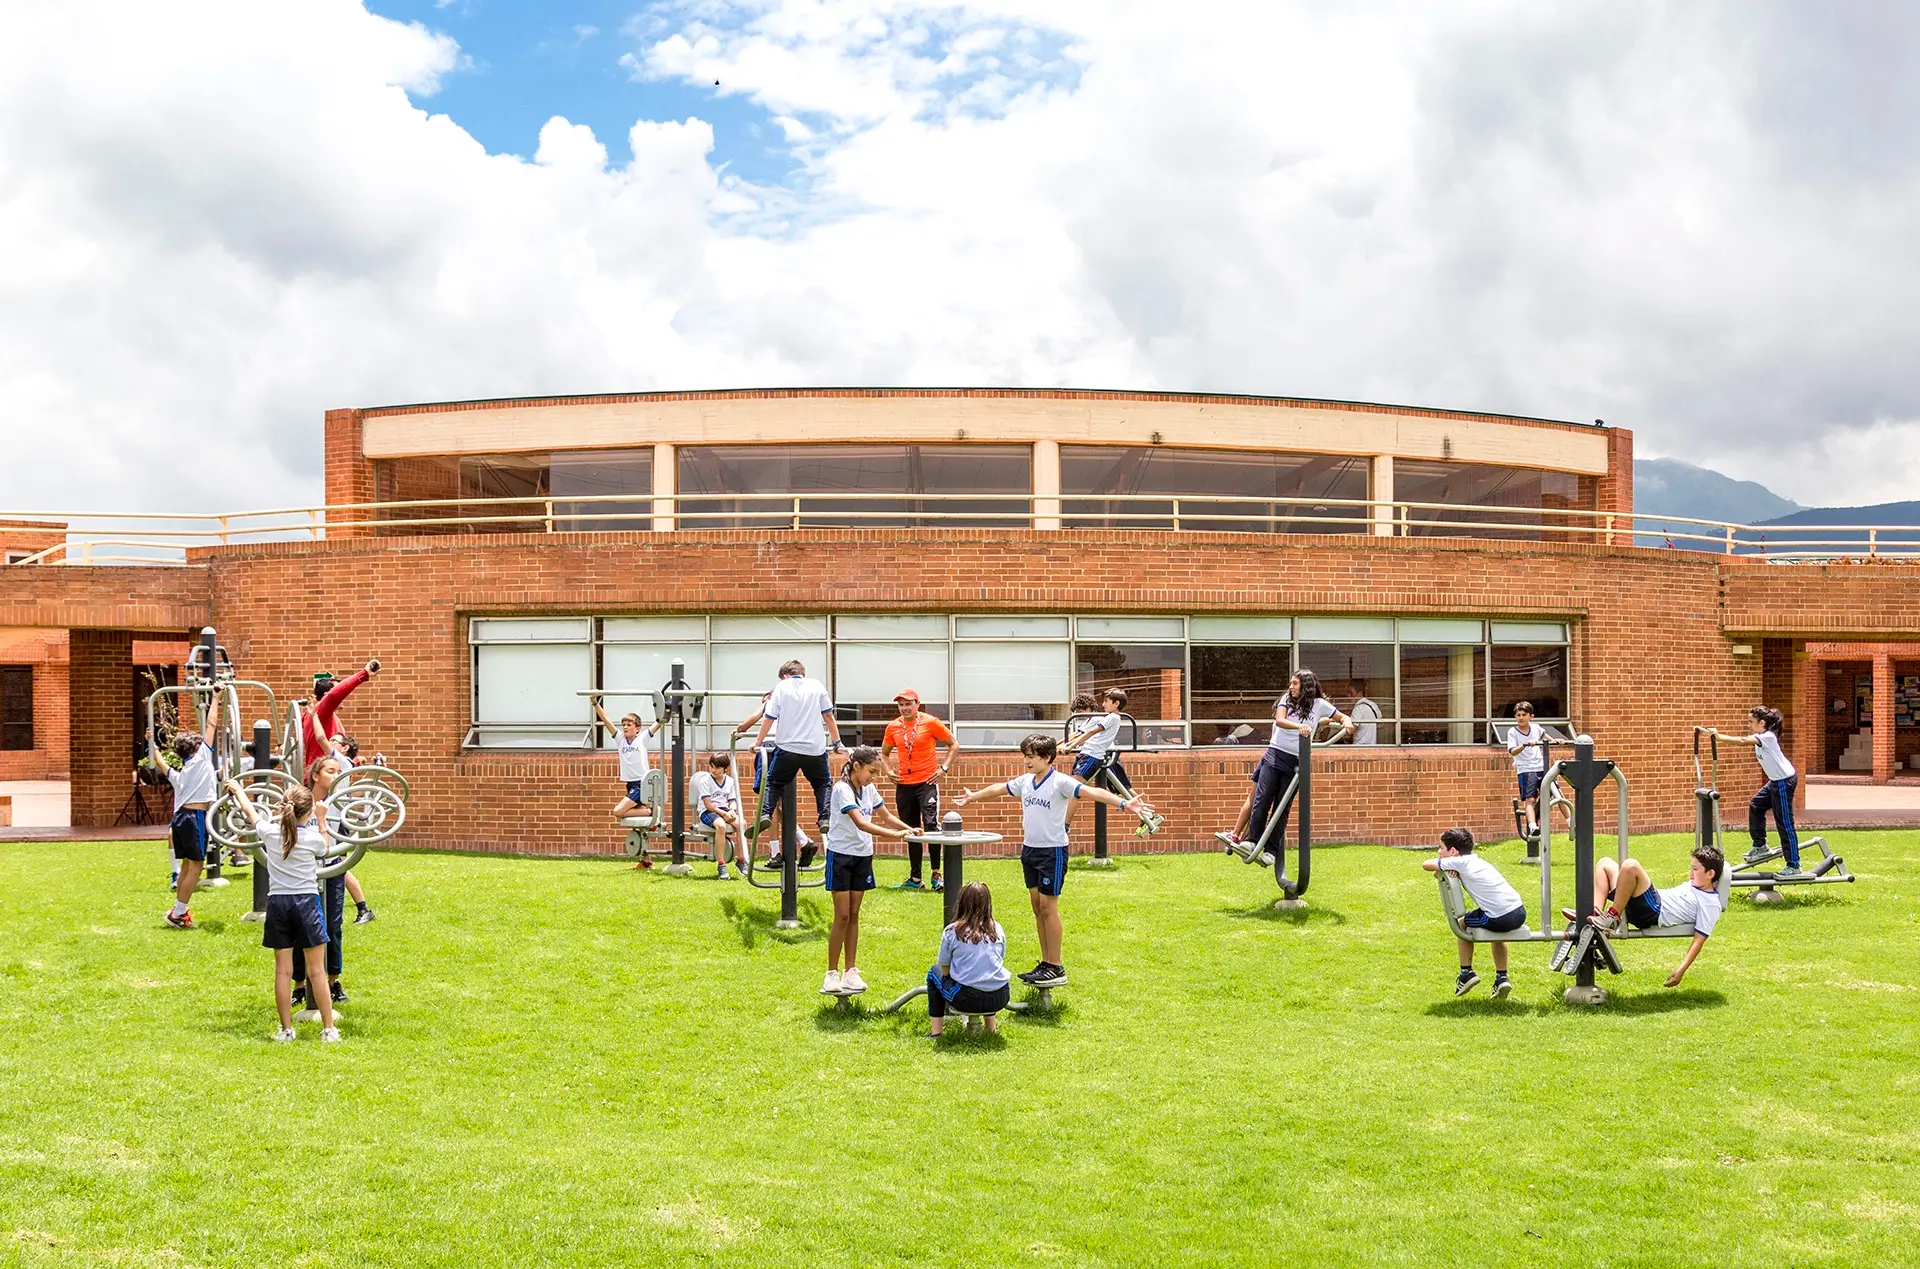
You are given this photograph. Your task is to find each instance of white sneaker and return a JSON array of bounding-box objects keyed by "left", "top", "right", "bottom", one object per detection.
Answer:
[
  {"left": 320, "top": 1026, "right": 342, "bottom": 1043},
  {"left": 820, "top": 970, "right": 843, "bottom": 995},
  {"left": 841, "top": 968, "right": 867, "bottom": 994},
  {"left": 271, "top": 1026, "right": 297, "bottom": 1043}
]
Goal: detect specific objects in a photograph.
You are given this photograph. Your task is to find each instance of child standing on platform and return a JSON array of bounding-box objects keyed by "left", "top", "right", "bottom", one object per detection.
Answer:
[
  {"left": 821, "top": 746, "right": 912, "bottom": 996},
  {"left": 1504, "top": 702, "right": 1565, "bottom": 841},
  {"left": 752, "top": 661, "right": 844, "bottom": 871},
  {"left": 1422, "top": 827, "right": 1525, "bottom": 997},
  {"left": 955, "top": 734, "right": 1152, "bottom": 990},
  {"left": 1065, "top": 687, "right": 1162, "bottom": 835},
  {"left": 1708, "top": 707, "right": 1803, "bottom": 875},
  {"left": 926, "top": 882, "right": 1011, "bottom": 1036}
]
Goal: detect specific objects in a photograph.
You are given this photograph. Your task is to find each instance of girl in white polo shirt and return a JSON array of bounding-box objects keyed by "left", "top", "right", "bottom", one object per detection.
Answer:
[
  {"left": 227, "top": 779, "right": 341, "bottom": 1042},
  {"left": 1711, "top": 706, "right": 1803, "bottom": 873},
  {"left": 820, "top": 745, "right": 912, "bottom": 997}
]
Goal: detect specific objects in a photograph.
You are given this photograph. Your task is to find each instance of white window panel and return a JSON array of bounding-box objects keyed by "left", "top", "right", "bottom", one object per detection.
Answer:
[
  {"left": 1398, "top": 619, "right": 1485, "bottom": 643},
  {"left": 957, "top": 725, "right": 1061, "bottom": 749},
  {"left": 835, "top": 615, "right": 949, "bottom": 638},
  {"left": 712, "top": 616, "right": 827, "bottom": 640},
  {"left": 712, "top": 642, "right": 829, "bottom": 696},
  {"left": 1076, "top": 616, "right": 1184, "bottom": 640},
  {"left": 1189, "top": 616, "right": 1292, "bottom": 642},
  {"left": 475, "top": 644, "right": 591, "bottom": 729},
  {"left": 470, "top": 618, "right": 591, "bottom": 643},
  {"left": 955, "top": 641, "right": 1071, "bottom": 703},
  {"left": 602, "top": 617, "right": 707, "bottom": 641},
  {"left": 600, "top": 644, "right": 705, "bottom": 741},
  {"left": 1296, "top": 617, "right": 1394, "bottom": 642},
  {"left": 954, "top": 616, "right": 1070, "bottom": 639},
  {"left": 1491, "top": 622, "right": 1568, "bottom": 643},
  {"left": 834, "top": 642, "right": 950, "bottom": 702}
]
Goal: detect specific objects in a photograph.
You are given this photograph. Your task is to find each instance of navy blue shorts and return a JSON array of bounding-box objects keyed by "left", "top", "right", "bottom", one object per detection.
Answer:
[
  {"left": 1609, "top": 886, "right": 1662, "bottom": 930},
  {"left": 170, "top": 808, "right": 207, "bottom": 862},
  {"left": 1465, "top": 905, "right": 1528, "bottom": 933},
  {"left": 699, "top": 809, "right": 721, "bottom": 828},
  {"left": 623, "top": 780, "right": 648, "bottom": 804},
  {"left": 262, "top": 893, "right": 329, "bottom": 950},
  {"left": 1021, "top": 845, "right": 1069, "bottom": 897},
  {"left": 1516, "top": 771, "right": 1544, "bottom": 802},
  {"left": 824, "top": 849, "right": 875, "bottom": 892}
]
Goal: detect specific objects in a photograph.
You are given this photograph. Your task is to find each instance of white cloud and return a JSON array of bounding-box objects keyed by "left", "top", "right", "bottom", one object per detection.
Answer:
[{"left": 1, "top": 0, "right": 1918, "bottom": 515}]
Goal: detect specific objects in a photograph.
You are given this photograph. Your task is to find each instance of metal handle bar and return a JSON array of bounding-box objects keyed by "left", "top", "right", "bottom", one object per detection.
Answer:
[{"left": 1063, "top": 711, "right": 1142, "bottom": 751}]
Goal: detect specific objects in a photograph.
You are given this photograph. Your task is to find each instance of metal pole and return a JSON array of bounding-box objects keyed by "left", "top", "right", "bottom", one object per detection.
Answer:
[
  {"left": 777, "top": 769, "right": 800, "bottom": 929},
  {"left": 243, "top": 719, "right": 273, "bottom": 921},
  {"left": 665, "top": 660, "right": 691, "bottom": 876},
  {"left": 941, "top": 810, "right": 964, "bottom": 927},
  {"left": 1092, "top": 800, "right": 1108, "bottom": 863}
]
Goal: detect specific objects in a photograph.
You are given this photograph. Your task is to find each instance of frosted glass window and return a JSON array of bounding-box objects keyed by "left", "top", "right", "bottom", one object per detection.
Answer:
[
  {"left": 1190, "top": 616, "right": 1292, "bottom": 642},
  {"left": 834, "top": 615, "right": 949, "bottom": 638},
  {"left": 834, "top": 642, "right": 950, "bottom": 703},
  {"left": 602, "top": 617, "right": 707, "bottom": 641},
  {"left": 712, "top": 616, "right": 828, "bottom": 640},
  {"left": 1491, "top": 622, "right": 1568, "bottom": 644},
  {"left": 1076, "top": 617, "right": 1184, "bottom": 640},
  {"left": 712, "top": 642, "right": 829, "bottom": 696},
  {"left": 599, "top": 644, "right": 704, "bottom": 741},
  {"left": 470, "top": 618, "right": 590, "bottom": 643},
  {"left": 1296, "top": 617, "right": 1394, "bottom": 642},
  {"left": 1397, "top": 619, "right": 1485, "bottom": 643},
  {"left": 475, "top": 644, "right": 591, "bottom": 724},
  {"left": 954, "top": 616, "right": 1070, "bottom": 639},
  {"left": 955, "top": 642, "right": 1071, "bottom": 703}
]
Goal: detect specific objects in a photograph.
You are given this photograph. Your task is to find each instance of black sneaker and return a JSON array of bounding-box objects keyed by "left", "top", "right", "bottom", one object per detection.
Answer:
[
  {"left": 1454, "top": 970, "right": 1481, "bottom": 997},
  {"left": 764, "top": 854, "right": 786, "bottom": 871},
  {"left": 353, "top": 905, "right": 376, "bottom": 925},
  {"left": 1491, "top": 974, "right": 1512, "bottom": 999},
  {"left": 330, "top": 982, "right": 349, "bottom": 1005},
  {"left": 290, "top": 985, "right": 307, "bottom": 1008},
  {"left": 798, "top": 843, "right": 818, "bottom": 869},
  {"left": 1030, "top": 964, "right": 1067, "bottom": 987},
  {"left": 1016, "top": 962, "right": 1046, "bottom": 984}
]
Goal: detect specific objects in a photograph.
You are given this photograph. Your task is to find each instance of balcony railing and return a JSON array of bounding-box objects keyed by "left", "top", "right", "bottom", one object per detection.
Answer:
[{"left": 2, "top": 493, "right": 1917, "bottom": 565}]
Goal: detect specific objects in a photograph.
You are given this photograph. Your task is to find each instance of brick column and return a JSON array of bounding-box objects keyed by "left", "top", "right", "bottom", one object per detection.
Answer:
[
  {"left": 324, "top": 409, "right": 374, "bottom": 538},
  {"left": 1792, "top": 644, "right": 1820, "bottom": 811},
  {"left": 68, "top": 629, "right": 134, "bottom": 829},
  {"left": 1873, "top": 653, "right": 1896, "bottom": 783},
  {"left": 1595, "top": 427, "right": 1635, "bottom": 541}
]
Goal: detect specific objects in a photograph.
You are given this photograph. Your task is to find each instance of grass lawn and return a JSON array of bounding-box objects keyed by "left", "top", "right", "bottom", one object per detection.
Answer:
[{"left": 2, "top": 829, "right": 1917, "bottom": 1267}]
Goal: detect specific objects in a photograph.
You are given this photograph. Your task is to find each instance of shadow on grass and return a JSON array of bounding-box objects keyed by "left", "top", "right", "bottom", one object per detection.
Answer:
[
  {"left": 1594, "top": 987, "right": 1728, "bottom": 1015},
  {"left": 1223, "top": 902, "right": 1348, "bottom": 927},
  {"left": 1734, "top": 888, "right": 1858, "bottom": 911},
  {"left": 1008, "top": 996, "right": 1069, "bottom": 1027},
  {"left": 1423, "top": 998, "right": 1554, "bottom": 1019},
  {"left": 719, "top": 896, "right": 827, "bottom": 949},
  {"left": 812, "top": 997, "right": 876, "bottom": 1031}
]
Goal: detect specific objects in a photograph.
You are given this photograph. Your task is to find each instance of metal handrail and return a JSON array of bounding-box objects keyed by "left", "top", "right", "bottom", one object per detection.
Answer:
[{"left": 5, "top": 491, "right": 1919, "bottom": 565}]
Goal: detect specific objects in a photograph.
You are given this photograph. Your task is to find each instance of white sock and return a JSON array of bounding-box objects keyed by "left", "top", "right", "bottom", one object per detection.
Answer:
[{"left": 169, "top": 901, "right": 188, "bottom": 917}]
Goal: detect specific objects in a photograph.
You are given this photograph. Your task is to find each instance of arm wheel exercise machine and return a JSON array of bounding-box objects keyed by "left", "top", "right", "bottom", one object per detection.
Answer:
[{"left": 1692, "top": 728, "right": 1852, "bottom": 904}]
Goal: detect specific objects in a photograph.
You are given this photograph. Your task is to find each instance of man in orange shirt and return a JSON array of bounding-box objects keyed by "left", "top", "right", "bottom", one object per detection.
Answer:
[{"left": 881, "top": 689, "right": 961, "bottom": 891}]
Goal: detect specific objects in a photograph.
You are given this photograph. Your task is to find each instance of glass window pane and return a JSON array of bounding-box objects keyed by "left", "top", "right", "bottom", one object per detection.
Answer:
[
  {"left": 1398, "top": 645, "right": 1486, "bottom": 744},
  {"left": 1395, "top": 460, "right": 1589, "bottom": 541},
  {"left": 1194, "top": 721, "right": 1267, "bottom": 746},
  {"left": 475, "top": 644, "right": 591, "bottom": 725},
  {"left": 677, "top": 444, "right": 1029, "bottom": 529},
  {"left": 470, "top": 618, "right": 591, "bottom": 643},
  {"left": 1060, "top": 446, "right": 1369, "bottom": 534},
  {"left": 1191, "top": 646, "right": 1293, "bottom": 722},
  {"left": 1076, "top": 617, "right": 1184, "bottom": 640},
  {"left": 957, "top": 725, "right": 1062, "bottom": 749},
  {"left": 1491, "top": 646, "right": 1570, "bottom": 720},
  {"left": 712, "top": 643, "right": 829, "bottom": 697},
  {"left": 833, "top": 642, "right": 951, "bottom": 746},
  {"left": 1297, "top": 644, "right": 1395, "bottom": 716},
  {"left": 954, "top": 642, "right": 1070, "bottom": 722},
  {"left": 551, "top": 449, "right": 652, "bottom": 531},
  {"left": 711, "top": 616, "right": 828, "bottom": 641},
  {"left": 1190, "top": 616, "right": 1292, "bottom": 642},
  {"left": 954, "top": 616, "right": 1070, "bottom": 639},
  {"left": 1074, "top": 644, "right": 1184, "bottom": 721},
  {"left": 1397, "top": 619, "right": 1484, "bottom": 642},
  {"left": 1491, "top": 622, "right": 1568, "bottom": 644},
  {"left": 834, "top": 615, "right": 949, "bottom": 638},
  {"left": 1297, "top": 617, "right": 1394, "bottom": 642},
  {"left": 602, "top": 617, "right": 707, "bottom": 641},
  {"left": 600, "top": 644, "right": 704, "bottom": 741},
  {"left": 1402, "top": 722, "right": 1489, "bottom": 745}
]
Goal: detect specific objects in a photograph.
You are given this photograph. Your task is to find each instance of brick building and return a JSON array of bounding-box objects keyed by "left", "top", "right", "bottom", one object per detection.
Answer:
[{"left": 5, "top": 389, "right": 1918, "bottom": 854}]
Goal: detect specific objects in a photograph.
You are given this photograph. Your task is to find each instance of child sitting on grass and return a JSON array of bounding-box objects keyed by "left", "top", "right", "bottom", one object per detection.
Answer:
[
  {"left": 927, "top": 881, "right": 1011, "bottom": 1037},
  {"left": 227, "top": 778, "right": 340, "bottom": 1043},
  {"left": 1422, "top": 827, "right": 1525, "bottom": 998},
  {"left": 821, "top": 746, "right": 912, "bottom": 996},
  {"left": 1577, "top": 845, "right": 1726, "bottom": 987}
]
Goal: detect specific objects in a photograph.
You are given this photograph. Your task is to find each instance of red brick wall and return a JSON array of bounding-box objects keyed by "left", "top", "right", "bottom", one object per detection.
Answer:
[
  {"left": 325, "top": 409, "right": 375, "bottom": 538},
  {"left": 0, "top": 629, "right": 69, "bottom": 781},
  {"left": 0, "top": 519, "right": 66, "bottom": 562},
  {"left": 68, "top": 629, "right": 134, "bottom": 828},
  {"left": 1722, "top": 562, "right": 1920, "bottom": 639},
  {"left": 194, "top": 528, "right": 1764, "bottom": 857}
]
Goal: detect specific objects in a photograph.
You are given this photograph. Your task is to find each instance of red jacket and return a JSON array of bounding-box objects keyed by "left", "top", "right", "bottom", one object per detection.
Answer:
[{"left": 301, "top": 668, "right": 370, "bottom": 767}]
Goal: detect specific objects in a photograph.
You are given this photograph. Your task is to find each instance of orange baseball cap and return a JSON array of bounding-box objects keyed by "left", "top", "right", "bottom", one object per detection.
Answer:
[{"left": 893, "top": 689, "right": 921, "bottom": 703}]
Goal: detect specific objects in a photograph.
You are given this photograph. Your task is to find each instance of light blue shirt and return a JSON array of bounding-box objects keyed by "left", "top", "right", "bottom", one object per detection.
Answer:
[{"left": 938, "top": 921, "right": 1009, "bottom": 990}]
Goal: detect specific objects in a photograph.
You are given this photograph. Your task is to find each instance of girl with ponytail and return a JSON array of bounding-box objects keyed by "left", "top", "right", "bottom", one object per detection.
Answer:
[{"left": 226, "top": 778, "right": 341, "bottom": 1042}]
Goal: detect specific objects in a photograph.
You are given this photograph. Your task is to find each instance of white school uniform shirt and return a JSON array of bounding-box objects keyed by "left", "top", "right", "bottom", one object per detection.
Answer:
[
  {"left": 167, "top": 743, "right": 217, "bottom": 806},
  {"left": 1653, "top": 882, "right": 1724, "bottom": 938},
  {"left": 763, "top": 675, "right": 835, "bottom": 756},
  {"left": 245, "top": 807, "right": 327, "bottom": 896},
  {"left": 1349, "top": 698, "right": 1381, "bottom": 746},
  {"left": 1079, "top": 712, "right": 1123, "bottom": 759},
  {"left": 1438, "top": 853, "right": 1525, "bottom": 920},
  {"left": 939, "top": 921, "right": 1011, "bottom": 990},
  {"left": 614, "top": 729, "right": 651, "bottom": 782},
  {"left": 1753, "top": 731, "right": 1796, "bottom": 782},
  {"left": 1269, "top": 698, "right": 1337, "bottom": 755},
  {"left": 1005, "top": 769, "right": 1083, "bottom": 850},
  {"left": 1505, "top": 722, "right": 1562, "bottom": 774},
  {"left": 691, "top": 770, "right": 739, "bottom": 814},
  {"left": 827, "top": 779, "right": 884, "bottom": 856}
]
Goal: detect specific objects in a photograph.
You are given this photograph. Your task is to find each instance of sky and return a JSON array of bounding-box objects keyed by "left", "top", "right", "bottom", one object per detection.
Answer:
[{"left": 1, "top": 0, "right": 1918, "bottom": 514}]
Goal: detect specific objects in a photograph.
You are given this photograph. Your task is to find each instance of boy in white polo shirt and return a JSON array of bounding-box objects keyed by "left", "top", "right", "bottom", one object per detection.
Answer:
[
  {"left": 820, "top": 745, "right": 912, "bottom": 996},
  {"left": 751, "top": 659, "right": 844, "bottom": 871},
  {"left": 1503, "top": 702, "right": 1565, "bottom": 843},
  {"left": 1423, "top": 827, "right": 1526, "bottom": 997},
  {"left": 594, "top": 699, "right": 663, "bottom": 869},
  {"left": 955, "top": 733, "right": 1152, "bottom": 989},
  {"left": 1064, "top": 687, "right": 1163, "bottom": 836},
  {"left": 1581, "top": 845, "right": 1726, "bottom": 987}
]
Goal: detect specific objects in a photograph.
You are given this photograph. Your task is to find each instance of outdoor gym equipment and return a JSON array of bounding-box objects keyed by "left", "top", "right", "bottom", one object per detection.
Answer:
[
  {"left": 882, "top": 811, "right": 1027, "bottom": 1020},
  {"left": 1060, "top": 710, "right": 1163, "bottom": 866},
  {"left": 1432, "top": 737, "right": 1733, "bottom": 1005},
  {"left": 1216, "top": 718, "right": 1348, "bottom": 909},
  {"left": 1496, "top": 721, "right": 1577, "bottom": 861},
  {"left": 1692, "top": 727, "right": 1852, "bottom": 904}
]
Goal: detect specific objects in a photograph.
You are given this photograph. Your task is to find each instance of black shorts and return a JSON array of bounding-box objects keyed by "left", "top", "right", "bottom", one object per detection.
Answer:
[
  {"left": 1465, "top": 906, "right": 1528, "bottom": 933},
  {"left": 824, "top": 849, "right": 875, "bottom": 892},
  {"left": 1021, "top": 846, "right": 1068, "bottom": 897},
  {"left": 1516, "top": 771, "right": 1544, "bottom": 802},
  {"left": 1608, "top": 887, "right": 1663, "bottom": 930},
  {"left": 263, "top": 893, "right": 329, "bottom": 950},
  {"left": 170, "top": 808, "right": 207, "bottom": 862},
  {"left": 895, "top": 780, "right": 941, "bottom": 832}
]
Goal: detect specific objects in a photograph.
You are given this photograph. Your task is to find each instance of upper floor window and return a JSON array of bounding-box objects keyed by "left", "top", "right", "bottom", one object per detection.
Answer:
[
  {"left": 1394, "top": 461, "right": 1590, "bottom": 540},
  {"left": 676, "top": 444, "right": 1030, "bottom": 529},
  {"left": 1061, "top": 446, "right": 1369, "bottom": 533}
]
